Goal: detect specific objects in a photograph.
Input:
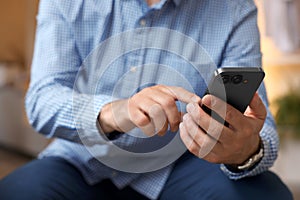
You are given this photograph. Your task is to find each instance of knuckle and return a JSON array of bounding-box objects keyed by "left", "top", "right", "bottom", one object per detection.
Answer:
[
  {"left": 161, "top": 97, "right": 175, "bottom": 108},
  {"left": 134, "top": 115, "right": 149, "bottom": 127},
  {"left": 226, "top": 108, "right": 234, "bottom": 120},
  {"left": 141, "top": 86, "right": 154, "bottom": 94},
  {"left": 128, "top": 108, "right": 138, "bottom": 119},
  {"left": 149, "top": 104, "right": 163, "bottom": 117},
  {"left": 154, "top": 84, "right": 164, "bottom": 91}
]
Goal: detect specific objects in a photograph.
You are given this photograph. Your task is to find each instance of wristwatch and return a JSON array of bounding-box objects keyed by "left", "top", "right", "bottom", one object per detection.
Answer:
[
  {"left": 225, "top": 139, "right": 264, "bottom": 172},
  {"left": 237, "top": 141, "right": 264, "bottom": 170}
]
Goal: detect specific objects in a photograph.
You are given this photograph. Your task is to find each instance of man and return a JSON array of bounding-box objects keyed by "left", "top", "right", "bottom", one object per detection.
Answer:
[{"left": 0, "top": 0, "right": 293, "bottom": 199}]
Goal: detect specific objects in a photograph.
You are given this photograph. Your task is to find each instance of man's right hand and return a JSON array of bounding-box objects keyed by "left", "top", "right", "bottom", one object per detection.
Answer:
[{"left": 98, "top": 85, "right": 200, "bottom": 136}]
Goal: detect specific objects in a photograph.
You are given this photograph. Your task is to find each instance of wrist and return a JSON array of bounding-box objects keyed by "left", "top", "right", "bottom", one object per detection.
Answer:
[
  {"left": 98, "top": 103, "right": 116, "bottom": 134},
  {"left": 237, "top": 139, "right": 263, "bottom": 171},
  {"left": 226, "top": 137, "right": 264, "bottom": 172}
]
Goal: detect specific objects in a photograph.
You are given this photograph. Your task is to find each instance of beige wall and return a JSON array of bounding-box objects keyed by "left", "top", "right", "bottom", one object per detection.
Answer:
[
  {"left": 255, "top": 0, "right": 300, "bottom": 111},
  {"left": 0, "top": 0, "right": 39, "bottom": 68},
  {"left": 0, "top": 1, "right": 48, "bottom": 156},
  {"left": 255, "top": 0, "right": 300, "bottom": 66}
]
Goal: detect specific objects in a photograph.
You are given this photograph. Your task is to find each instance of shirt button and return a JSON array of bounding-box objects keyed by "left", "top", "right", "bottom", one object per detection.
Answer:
[
  {"left": 140, "top": 19, "right": 147, "bottom": 27},
  {"left": 130, "top": 66, "right": 137, "bottom": 72}
]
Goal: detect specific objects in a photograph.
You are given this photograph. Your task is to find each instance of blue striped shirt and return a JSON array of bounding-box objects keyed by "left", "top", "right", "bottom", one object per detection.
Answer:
[{"left": 26, "top": 0, "right": 279, "bottom": 199}]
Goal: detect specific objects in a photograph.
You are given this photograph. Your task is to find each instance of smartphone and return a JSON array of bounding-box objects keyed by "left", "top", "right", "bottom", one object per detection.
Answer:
[{"left": 202, "top": 67, "right": 265, "bottom": 125}]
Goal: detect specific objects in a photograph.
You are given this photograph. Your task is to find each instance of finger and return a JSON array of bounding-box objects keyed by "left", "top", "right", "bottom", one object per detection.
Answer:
[
  {"left": 246, "top": 92, "right": 267, "bottom": 120},
  {"left": 128, "top": 99, "right": 151, "bottom": 125},
  {"left": 128, "top": 107, "right": 151, "bottom": 127},
  {"left": 128, "top": 107, "right": 156, "bottom": 136},
  {"left": 159, "top": 85, "right": 201, "bottom": 104},
  {"left": 202, "top": 94, "right": 245, "bottom": 130},
  {"left": 140, "top": 120, "right": 156, "bottom": 136},
  {"left": 157, "top": 120, "right": 169, "bottom": 136},
  {"left": 182, "top": 114, "right": 219, "bottom": 157},
  {"left": 179, "top": 122, "right": 200, "bottom": 156},
  {"left": 180, "top": 117, "right": 227, "bottom": 163},
  {"left": 110, "top": 99, "right": 136, "bottom": 132},
  {"left": 186, "top": 102, "right": 230, "bottom": 142},
  {"left": 147, "top": 88, "right": 181, "bottom": 132},
  {"left": 140, "top": 85, "right": 199, "bottom": 132},
  {"left": 148, "top": 104, "right": 169, "bottom": 136},
  {"left": 182, "top": 114, "right": 206, "bottom": 147},
  {"left": 180, "top": 121, "right": 219, "bottom": 159},
  {"left": 128, "top": 98, "right": 157, "bottom": 136}
]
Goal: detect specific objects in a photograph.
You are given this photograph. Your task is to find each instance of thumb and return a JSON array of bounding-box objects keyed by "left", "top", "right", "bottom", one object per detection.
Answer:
[{"left": 247, "top": 92, "right": 267, "bottom": 120}]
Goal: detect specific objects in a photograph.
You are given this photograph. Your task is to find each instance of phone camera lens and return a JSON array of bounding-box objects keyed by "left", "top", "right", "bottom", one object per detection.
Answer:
[
  {"left": 221, "top": 75, "right": 230, "bottom": 84},
  {"left": 231, "top": 75, "right": 243, "bottom": 84}
]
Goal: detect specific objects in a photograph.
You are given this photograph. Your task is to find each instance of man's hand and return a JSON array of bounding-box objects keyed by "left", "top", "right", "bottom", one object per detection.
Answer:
[
  {"left": 99, "top": 85, "right": 200, "bottom": 136},
  {"left": 179, "top": 93, "right": 267, "bottom": 165}
]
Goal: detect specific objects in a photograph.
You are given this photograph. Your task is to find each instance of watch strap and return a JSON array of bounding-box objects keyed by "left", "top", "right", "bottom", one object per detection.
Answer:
[{"left": 225, "top": 139, "right": 264, "bottom": 172}]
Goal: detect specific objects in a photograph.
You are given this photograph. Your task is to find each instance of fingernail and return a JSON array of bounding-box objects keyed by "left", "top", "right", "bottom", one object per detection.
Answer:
[{"left": 191, "top": 96, "right": 200, "bottom": 103}]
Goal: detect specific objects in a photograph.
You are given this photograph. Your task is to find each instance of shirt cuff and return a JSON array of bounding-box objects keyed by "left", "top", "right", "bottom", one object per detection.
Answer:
[
  {"left": 73, "top": 94, "right": 116, "bottom": 145},
  {"left": 96, "top": 120, "right": 123, "bottom": 140},
  {"left": 220, "top": 138, "right": 271, "bottom": 180}
]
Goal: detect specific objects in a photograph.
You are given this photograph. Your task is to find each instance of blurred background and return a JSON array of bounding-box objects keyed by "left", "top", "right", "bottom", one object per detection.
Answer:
[{"left": 0, "top": 0, "right": 299, "bottom": 199}]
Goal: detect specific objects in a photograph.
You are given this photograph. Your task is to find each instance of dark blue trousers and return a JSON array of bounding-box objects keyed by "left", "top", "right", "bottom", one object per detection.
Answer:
[{"left": 0, "top": 153, "right": 293, "bottom": 200}]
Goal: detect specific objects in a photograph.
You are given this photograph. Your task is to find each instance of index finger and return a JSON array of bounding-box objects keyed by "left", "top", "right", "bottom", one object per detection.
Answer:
[{"left": 160, "top": 85, "right": 201, "bottom": 104}]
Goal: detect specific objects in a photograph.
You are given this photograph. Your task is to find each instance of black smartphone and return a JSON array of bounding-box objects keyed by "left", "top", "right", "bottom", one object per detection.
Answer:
[{"left": 202, "top": 67, "right": 265, "bottom": 125}]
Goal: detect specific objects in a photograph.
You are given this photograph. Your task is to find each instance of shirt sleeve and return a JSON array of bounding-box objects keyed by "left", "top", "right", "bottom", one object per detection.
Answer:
[
  {"left": 219, "top": 0, "right": 279, "bottom": 179},
  {"left": 25, "top": 0, "right": 112, "bottom": 145}
]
